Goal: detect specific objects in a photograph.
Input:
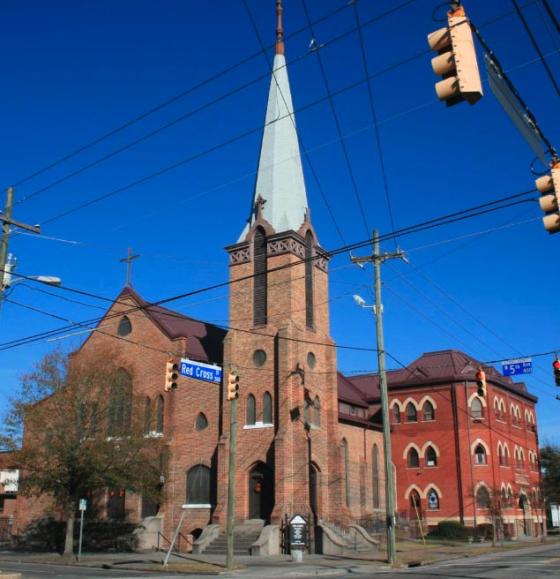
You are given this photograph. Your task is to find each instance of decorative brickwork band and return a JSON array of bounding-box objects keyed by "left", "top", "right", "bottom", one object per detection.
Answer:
[{"left": 228, "top": 244, "right": 251, "bottom": 265}]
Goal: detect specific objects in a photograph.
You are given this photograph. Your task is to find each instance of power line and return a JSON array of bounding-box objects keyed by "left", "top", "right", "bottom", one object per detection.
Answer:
[
  {"left": 40, "top": 46, "right": 430, "bottom": 226},
  {"left": 352, "top": 0, "right": 398, "bottom": 247},
  {"left": 511, "top": 0, "right": 560, "bottom": 97},
  {"left": 7, "top": 0, "right": 354, "bottom": 191},
  {"left": 302, "top": 0, "right": 370, "bottom": 236},
  {"left": 240, "top": 0, "right": 347, "bottom": 245},
  {"left": 0, "top": 187, "right": 539, "bottom": 351},
  {"left": 540, "top": 0, "right": 560, "bottom": 35}
]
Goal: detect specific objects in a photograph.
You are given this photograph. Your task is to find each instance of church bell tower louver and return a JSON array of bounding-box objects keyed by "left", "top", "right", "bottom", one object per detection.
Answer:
[{"left": 215, "top": 0, "right": 349, "bottom": 528}]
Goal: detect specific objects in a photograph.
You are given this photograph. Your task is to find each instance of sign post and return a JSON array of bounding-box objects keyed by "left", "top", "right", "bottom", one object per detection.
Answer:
[
  {"left": 77, "top": 499, "right": 87, "bottom": 561},
  {"left": 289, "top": 515, "right": 307, "bottom": 563}
]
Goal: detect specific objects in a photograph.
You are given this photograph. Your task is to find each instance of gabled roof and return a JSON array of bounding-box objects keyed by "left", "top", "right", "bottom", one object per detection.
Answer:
[
  {"left": 339, "top": 349, "right": 537, "bottom": 404},
  {"left": 98, "top": 286, "right": 226, "bottom": 364}
]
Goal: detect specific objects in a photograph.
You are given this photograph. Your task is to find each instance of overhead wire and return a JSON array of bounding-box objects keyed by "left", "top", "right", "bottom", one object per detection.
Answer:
[
  {"left": 511, "top": 0, "right": 560, "bottom": 97},
  {"left": 301, "top": 0, "right": 370, "bottom": 236},
  {"left": 0, "top": 187, "right": 540, "bottom": 351},
  {"left": 539, "top": 0, "right": 560, "bottom": 34}
]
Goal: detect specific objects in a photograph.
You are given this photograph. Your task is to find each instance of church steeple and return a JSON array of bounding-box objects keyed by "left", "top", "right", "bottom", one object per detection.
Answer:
[{"left": 239, "top": 0, "right": 308, "bottom": 240}]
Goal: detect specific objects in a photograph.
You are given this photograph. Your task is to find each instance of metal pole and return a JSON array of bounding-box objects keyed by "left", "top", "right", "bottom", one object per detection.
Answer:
[
  {"left": 163, "top": 508, "right": 187, "bottom": 567},
  {"left": 373, "top": 229, "right": 397, "bottom": 565},
  {"left": 226, "top": 394, "right": 238, "bottom": 570},
  {"left": 77, "top": 509, "right": 84, "bottom": 562}
]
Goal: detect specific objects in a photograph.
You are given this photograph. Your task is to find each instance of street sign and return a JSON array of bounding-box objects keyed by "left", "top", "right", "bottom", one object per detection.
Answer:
[
  {"left": 79, "top": 499, "right": 87, "bottom": 511},
  {"left": 501, "top": 358, "right": 532, "bottom": 377},
  {"left": 180, "top": 358, "right": 222, "bottom": 384}
]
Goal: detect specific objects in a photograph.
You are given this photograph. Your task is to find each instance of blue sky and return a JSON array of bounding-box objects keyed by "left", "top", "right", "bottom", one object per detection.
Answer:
[{"left": 0, "top": 0, "right": 559, "bottom": 442}]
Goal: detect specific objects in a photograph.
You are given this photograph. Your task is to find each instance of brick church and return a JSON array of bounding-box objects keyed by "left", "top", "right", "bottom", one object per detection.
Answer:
[{"left": 8, "top": 0, "right": 542, "bottom": 552}]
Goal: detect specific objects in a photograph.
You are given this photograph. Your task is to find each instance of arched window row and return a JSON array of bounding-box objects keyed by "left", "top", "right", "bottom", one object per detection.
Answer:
[
  {"left": 245, "top": 392, "right": 274, "bottom": 427},
  {"left": 405, "top": 443, "right": 439, "bottom": 468},
  {"left": 391, "top": 398, "right": 437, "bottom": 423},
  {"left": 143, "top": 395, "right": 164, "bottom": 436},
  {"left": 497, "top": 442, "right": 510, "bottom": 466},
  {"left": 404, "top": 485, "right": 442, "bottom": 511}
]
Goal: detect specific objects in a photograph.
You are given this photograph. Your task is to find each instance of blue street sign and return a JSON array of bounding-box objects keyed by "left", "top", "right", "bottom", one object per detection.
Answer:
[
  {"left": 180, "top": 358, "right": 222, "bottom": 384},
  {"left": 501, "top": 358, "right": 532, "bottom": 377}
]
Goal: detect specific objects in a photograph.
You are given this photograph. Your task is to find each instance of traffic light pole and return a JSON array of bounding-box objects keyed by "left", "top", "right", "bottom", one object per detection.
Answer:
[
  {"left": 351, "top": 229, "right": 405, "bottom": 566},
  {"left": 226, "top": 391, "right": 238, "bottom": 570}
]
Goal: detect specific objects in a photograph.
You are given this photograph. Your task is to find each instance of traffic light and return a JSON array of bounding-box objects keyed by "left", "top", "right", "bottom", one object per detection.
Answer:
[
  {"left": 427, "top": 4, "right": 483, "bottom": 107},
  {"left": 475, "top": 367, "right": 487, "bottom": 397},
  {"left": 553, "top": 358, "right": 560, "bottom": 386},
  {"left": 164, "top": 359, "right": 179, "bottom": 392},
  {"left": 536, "top": 162, "right": 560, "bottom": 234},
  {"left": 227, "top": 372, "right": 240, "bottom": 401}
]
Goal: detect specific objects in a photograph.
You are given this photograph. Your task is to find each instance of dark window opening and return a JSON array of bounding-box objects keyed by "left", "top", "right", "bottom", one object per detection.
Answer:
[
  {"left": 253, "top": 228, "right": 267, "bottom": 326},
  {"left": 393, "top": 405, "right": 401, "bottom": 424},
  {"left": 423, "top": 401, "right": 435, "bottom": 421},
  {"left": 474, "top": 444, "right": 487, "bottom": 465},
  {"left": 372, "top": 444, "right": 380, "bottom": 508},
  {"left": 118, "top": 315, "right": 132, "bottom": 337},
  {"left": 305, "top": 231, "right": 314, "bottom": 329},
  {"left": 144, "top": 397, "right": 152, "bottom": 435},
  {"left": 246, "top": 394, "right": 256, "bottom": 426},
  {"left": 196, "top": 413, "right": 208, "bottom": 431},
  {"left": 263, "top": 392, "right": 272, "bottom": 424},
  {"left": 313, "top": 396, "right": 320, "bottom": 427},
  {"left": 425, "top": 446, "right": 437, "bottom": 467},
  {"left": 342, "top": 439, "right": 350, "bottom": 507},
  {"left": 476, "top": 486, "right": 490, "bottom": 508},
  {"left": 186, "top": 465, "right": 211, "bottom": 505},
  {"left": 155, "top": 395, "right": 164, "bottom": 434},
  {"left": 407, "top": 447, "right": 420, "bottom": 468},
  {"left": 108, "top": 369, "right": 132, "bottom": 437},
  {"left": 405, "top": 402, "right": 417, "bottom": 423}
]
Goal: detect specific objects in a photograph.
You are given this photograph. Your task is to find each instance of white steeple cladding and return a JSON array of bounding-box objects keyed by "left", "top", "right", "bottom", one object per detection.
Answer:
[{"left": 239, "top": 42, "right": 309, "bottom": 240}]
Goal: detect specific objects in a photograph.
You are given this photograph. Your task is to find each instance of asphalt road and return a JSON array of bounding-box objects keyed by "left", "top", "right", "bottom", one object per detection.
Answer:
[{"left": 0, "top": 561, "right": 169, "bottom": 578}]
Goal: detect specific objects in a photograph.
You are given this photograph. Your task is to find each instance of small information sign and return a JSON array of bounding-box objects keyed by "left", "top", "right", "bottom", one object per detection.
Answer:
[
  {"left": 79, "top": 499, "right": 87, "bottom": 511},
  {"left": 501, "top": 358, "right": 532, "bottom": 377},
  {"left": 289, "top": 514, "right": 307, "bottom": 549},
  {"left": 180, "top": 358, "right": 222, "bottom": 384}
]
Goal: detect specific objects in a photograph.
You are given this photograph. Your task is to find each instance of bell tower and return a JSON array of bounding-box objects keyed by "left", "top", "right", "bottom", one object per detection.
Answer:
[{"left": 214, "top": 0, "right": 348, "bottom": 528}]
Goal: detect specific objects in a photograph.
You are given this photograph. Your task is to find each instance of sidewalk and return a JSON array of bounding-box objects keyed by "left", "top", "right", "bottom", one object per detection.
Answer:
[{"left": 1, "top": 536, "right": 558, "bottom": 577}]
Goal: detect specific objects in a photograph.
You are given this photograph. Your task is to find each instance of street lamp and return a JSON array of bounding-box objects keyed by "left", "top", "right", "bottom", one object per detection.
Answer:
[{"left": 0, "top": 253, "right": 62, "bottom": 315}]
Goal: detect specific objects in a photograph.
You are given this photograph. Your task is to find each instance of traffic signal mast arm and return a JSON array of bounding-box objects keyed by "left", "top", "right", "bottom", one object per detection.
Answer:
[{"left": 427, "top": 4, "right": 483, "bottom": 107}]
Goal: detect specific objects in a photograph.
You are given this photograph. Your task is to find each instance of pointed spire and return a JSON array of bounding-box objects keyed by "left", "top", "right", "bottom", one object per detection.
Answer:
[
  {"left": 275, "top": 0, "right": 285, "bottom": 55},
  {"left": 239, "top": 0, "right": 308, "bottom": 241}
]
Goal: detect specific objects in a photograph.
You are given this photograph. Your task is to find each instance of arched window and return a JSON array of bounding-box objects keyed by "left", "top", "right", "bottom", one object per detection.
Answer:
[
  {"left": 410, "top": 490, "right": 421, "bottom": 512},
  {"left": 195, "top": 413, "right": 208, "bottom": 431},
  {"left": 144, "top": 397, "right": 152, "bottom": 435},
  {"left": 427, "top": 488, "right": 440, "bottom": 510},
  {"left": 407, "top": 447, "right": 420, "bottom": 468},
  {"left": 342, "top": 439, "right": 350, "bottom": 507},
  {"left": 425, "top": 445, "right": 437, "bottom": 467},
  {"left": 263, "top": 392, "right": 273, "bottom": 424},
  {"left": 474, "top": 444, "right": 487, "bottom": 465},
  {"left": 108, "top": 369, "right": 132, "bottom": 437},
  {"left": 305, "top": 230, "right": 314, "bottom": 329},
  {"left": 476, "top": 486, "right": 490, "bottom": 508},
  {"left": 117, "top": 315, "right": 132, "bottom": 336},
  {"left": 471, "top": 397, "right": 484, "bottom": 419},
  {"left": 405, "top": 402, "right": 417, "bottom": 422},
  {"left": 422, "top": 401, "right": 435, "bottom": 421},
  {"left": 304, "top": 397, "right": 311, "bottom": 426},
  {"left": 311, "top": 396, "right": 319, "bottom": 427},
  {"left": 246, "top": 394, "right": 256, "bottom": 426},
  {"left": 253, "top": 227, "right": 267, "bottom": 326},
  {"left": 498, "top": 444, "right": 504, "bottom": 466},
  {"left": 372, "top": 444, "right": 380, "bottom": 508},
  {"left": 155, "top": 395, "right": 164, "bottom": 434},
  {"left": 392, "top": 405, "right": 401, "bottom": 424},
  {"left": 186, "top": 465, "right": 211, "bottom": 505}
]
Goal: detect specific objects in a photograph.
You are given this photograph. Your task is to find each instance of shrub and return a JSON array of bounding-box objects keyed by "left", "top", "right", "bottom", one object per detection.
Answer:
[{"left": 430, "top": 520, "right": 470, "bottom": 540}]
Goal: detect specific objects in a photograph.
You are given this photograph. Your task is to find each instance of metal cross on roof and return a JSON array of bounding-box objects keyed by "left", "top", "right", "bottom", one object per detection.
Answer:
[{"left": 119, "top": 247, "right": 140, "bottom": 287}]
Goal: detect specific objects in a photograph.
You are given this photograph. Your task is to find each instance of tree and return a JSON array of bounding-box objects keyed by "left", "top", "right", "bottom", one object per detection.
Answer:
[
  {"left": 540, "top": 445, "right": 560, "bottom": 504},
  {"left": 1, "top": 348, "right": 165, "bottom": 556}
]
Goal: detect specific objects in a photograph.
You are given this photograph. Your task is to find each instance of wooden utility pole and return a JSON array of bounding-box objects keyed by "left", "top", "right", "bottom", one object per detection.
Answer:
[
  {"left": 351, "top": 229, "right": 406, "bottom": 566},
  {"left": 0, "top": 187, "right": 41, "bottom": 305}
]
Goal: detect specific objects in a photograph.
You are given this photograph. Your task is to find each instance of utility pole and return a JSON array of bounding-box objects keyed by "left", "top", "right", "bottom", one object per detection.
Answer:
[
  {"left": 351, "top": 229, "right": 406, "bottom": 566},
  {"left": 226, "top": 371, "right": 240, "bottom": 570},
  {"left": 0, "top": 187, "right": 43, "bottom": 312}
]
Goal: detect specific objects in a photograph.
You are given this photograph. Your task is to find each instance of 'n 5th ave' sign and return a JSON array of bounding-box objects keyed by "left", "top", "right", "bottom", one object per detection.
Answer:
[
  {"left": 180, "top": 359, "right": 222, "bottom": 384},
  {"left": 501, "top": 358, "right": 532, "bottom": 377}
]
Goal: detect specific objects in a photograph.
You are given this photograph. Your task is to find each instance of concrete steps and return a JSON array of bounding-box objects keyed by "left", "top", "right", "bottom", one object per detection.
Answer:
[{"left": 203, "top": 522, "right": 263, "bottom": 555}]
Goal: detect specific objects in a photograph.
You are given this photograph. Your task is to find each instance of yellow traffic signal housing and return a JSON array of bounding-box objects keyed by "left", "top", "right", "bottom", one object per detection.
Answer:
[
  {"left": 164, "top": 359, "right": 179, "bottom": 392},
  {"left": 428, "top": 5, "right": 483, "bottom": 107},
  {"left": 227, "top": 372, "right": 240, "bottom": 401},
  {"left": 536, "top": 162, "right": 560, "bottom": 234},
  {"left": 475, "top": 368, "right": 487, "bottom": 397}
]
